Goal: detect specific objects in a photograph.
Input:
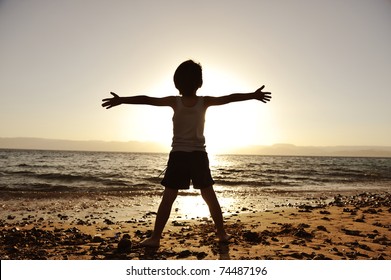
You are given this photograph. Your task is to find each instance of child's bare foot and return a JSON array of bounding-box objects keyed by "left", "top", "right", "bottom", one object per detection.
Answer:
[{"left": 140, "top": 237, "right": 160, "bottom": 248}]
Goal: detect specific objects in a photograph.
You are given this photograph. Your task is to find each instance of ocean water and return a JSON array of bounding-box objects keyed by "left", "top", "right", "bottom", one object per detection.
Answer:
[{"left": 0, "top": 149, "right": 390, "bottom": 196}]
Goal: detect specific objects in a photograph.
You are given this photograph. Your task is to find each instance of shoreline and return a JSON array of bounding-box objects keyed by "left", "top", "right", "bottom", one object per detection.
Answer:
[{"left": 1, "top": 190, "right": 390, "bottom": 260}]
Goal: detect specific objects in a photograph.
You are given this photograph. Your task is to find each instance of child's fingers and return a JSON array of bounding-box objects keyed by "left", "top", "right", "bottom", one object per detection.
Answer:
[{"left": 260, "top": 92, "right": 272, "bottom": 103}]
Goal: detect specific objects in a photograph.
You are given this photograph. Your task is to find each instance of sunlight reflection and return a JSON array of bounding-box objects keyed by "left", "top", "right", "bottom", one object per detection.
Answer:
[{"left": 171, "top": 190, "right": 236, "bottom": 220}]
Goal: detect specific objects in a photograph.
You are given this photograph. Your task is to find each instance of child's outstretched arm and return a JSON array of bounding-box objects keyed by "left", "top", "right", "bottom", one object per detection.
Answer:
[
  {"left": 102, "top": 92, "right": 175, "bottom": 109},
  {"left": 204, "top": 85, "right": 271, "bottom": 107}
]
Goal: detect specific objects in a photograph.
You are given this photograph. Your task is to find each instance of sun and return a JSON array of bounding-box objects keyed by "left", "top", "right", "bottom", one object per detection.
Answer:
[
  {"left": 119, "top": 66, "right": 275, "bottom": 153},
  {"left": 200, "top": 68, "right": 269, "bottom": 154}
]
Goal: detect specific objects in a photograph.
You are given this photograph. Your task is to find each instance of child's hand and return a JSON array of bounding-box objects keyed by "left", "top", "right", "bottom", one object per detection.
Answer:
[
  {"left": 102, "top": 92, "right": 122, "bottom": 109},
  {"left": 254, "top": 86, "right": 272, "bottom": 103}
]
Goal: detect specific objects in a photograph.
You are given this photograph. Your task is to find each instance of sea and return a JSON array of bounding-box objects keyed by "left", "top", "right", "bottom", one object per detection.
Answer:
[{"left": 1, "top": 149, "right": 390, "bottom": 197}]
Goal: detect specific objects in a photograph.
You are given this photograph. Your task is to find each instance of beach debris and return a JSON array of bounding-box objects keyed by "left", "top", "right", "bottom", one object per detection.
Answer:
[
  {"left": 330, "top": 193, "right": 391, "bottom": 208},
  {"left": 196, "top": 251, "right": 208, "bottom": 260},
  {"left": 343, "top": 208, "right": 357, "bottom": 215},
  {"left": 341, "top": 228, "right": 362, "bottom": 236},
  {"left": 297, "top": 203, "right": 326, "bottom": 213},
  {"left": 134, "top": 229, "right": 152, "bottom": 239},
  {"left": 0, "top": 226, "right": 93, "bottom": 260},
  {"left": 104, "top": 218, "right": 115, "bottom": 225},
  {"left": 172, "top": 220, "right": 187, "bottom": 227},
  {"left": 344, "top": 241, "right": 372, "bottom": 251},
  {"left": 316, "top": 225, "right": 329, "bottom": 232},
  {"left": 363, "top": 208, "right": 378, "bottom": 214},
  {"left": 142, "top": 211, "right": 157, "bottom": 219},
  {"left": 291, "top": 239, "right": 306, "bottom": 246},
  {"left": 278, "top": 223, "right": 294, "bottom": 235},
  {"left": 372, "top": 221, "right": 390, "bottom": 229},
  {"left": 92, "top": 235, "right": 104, "bottom": 243},
  {"left": 294, "top": 228, "right": 314, "bottom": 239},
  {"left": 278, "top": 251, "right": 331, "bottom": 260},
  {"left": 366, "top": 232, "right": 378, "bottom": 239},
  {"left": 177, "top": 249, "right": 192, "bottom": 259},
  {"left": 373, "top": 254, "right": 386, "bottom": 260},
  {"left": 57, "top": 214, "right": 69, "bottom": 220},
  {"left": 278, "top": 223, "right": 314, "bottom": 240},
  {"left": 288, "top": 252, "right": 302, "bottom": 259},
  {"left": 373, "top": 235, "right": 391, "bottom": 246},
  {"left": 312, "top": 253, "right": 331, "bottom": 260},
  {"left": 330, "top": 247, "right": 344, "bottom": 257},
  {"left": 242, "top": 231, "right": 262, "bottom": 243},
  {"left": 0, "top": 191, "right": 389, "bottom": 260},
  {"left": 117, "top": 234, "right": 132, "bottom": 253},
  {"left": 354, "top": 215, "right": 366, "bottom": 223},
  {"left": 345, "top": 251, "right": 370, "bottom": 260},
  {"left": 298, "top": 223, "right": 310, "bottom": 229}
]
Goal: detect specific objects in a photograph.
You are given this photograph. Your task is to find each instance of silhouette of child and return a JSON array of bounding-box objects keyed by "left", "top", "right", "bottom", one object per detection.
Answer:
[{"left": 102, "top": 60, "right": 271, "bottom": 247}]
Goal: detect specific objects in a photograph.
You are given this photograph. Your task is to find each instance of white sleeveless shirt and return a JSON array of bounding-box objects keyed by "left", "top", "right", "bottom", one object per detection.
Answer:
[{"left": 171, "top": 96, "right": 206, "bottom": 152}]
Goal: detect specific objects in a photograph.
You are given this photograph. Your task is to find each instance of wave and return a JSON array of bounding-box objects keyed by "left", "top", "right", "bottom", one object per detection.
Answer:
[
  {"left": 1, "top": 150, "right": 390, "bottom": 195},
  {"left": 8, "top": 169, "right": 129, "bottom": 185},
  {"left": 0, "top": 182, "right": 161, "bottom": 193}
]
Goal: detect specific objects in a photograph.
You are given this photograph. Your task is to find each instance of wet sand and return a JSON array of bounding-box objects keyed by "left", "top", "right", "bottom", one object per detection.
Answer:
[{"left": 0, "top": 191, "right": 390, "bottom": 260}]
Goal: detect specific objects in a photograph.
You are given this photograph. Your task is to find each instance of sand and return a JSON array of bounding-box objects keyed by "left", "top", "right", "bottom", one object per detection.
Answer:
[{"left": 0, "top": 191, "right": 390, "bottom": 260}]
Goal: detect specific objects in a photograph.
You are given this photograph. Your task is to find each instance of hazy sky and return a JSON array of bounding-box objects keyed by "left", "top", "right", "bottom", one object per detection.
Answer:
[{"left": 1, "top": 0, "right": 390, "bottom": 153}]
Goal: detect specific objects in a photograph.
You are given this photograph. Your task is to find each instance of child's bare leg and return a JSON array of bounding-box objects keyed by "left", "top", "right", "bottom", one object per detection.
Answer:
[
  {"left": 200, "top": 186, "right": 230, "bottom": 242},
  {"left": 141, "top": 188, "right": 178, "bottom": 247}
]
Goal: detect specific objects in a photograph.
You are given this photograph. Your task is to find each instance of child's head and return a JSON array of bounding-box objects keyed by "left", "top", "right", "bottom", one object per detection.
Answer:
[{"left": 174, "top": 60, "right": 203, "bottom": 96}]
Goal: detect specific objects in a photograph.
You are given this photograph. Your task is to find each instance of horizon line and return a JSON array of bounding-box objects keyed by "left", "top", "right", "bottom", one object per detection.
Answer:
[
  {"left": 1, "top": 137, "right": 391, "bottom": 157},
  {"left": 1, "top": 136, "right": 391, "bottom": 147}
]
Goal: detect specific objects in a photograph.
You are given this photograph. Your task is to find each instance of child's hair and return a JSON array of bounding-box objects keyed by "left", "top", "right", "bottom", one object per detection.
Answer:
[{"left": 173, "top": 60, "right": 203, "bottom": 95}]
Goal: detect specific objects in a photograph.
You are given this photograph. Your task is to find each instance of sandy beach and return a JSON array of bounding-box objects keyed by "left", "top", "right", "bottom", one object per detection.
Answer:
[{"left": 0, "top": 190, "right": 390, "bottom": 260}]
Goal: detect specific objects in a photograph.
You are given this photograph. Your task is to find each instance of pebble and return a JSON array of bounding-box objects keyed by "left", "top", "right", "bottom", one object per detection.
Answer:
[
  {"left": 172, "top": 221, "right": 187, "bottom": 227},
  {"left": 294, "top": 228, "right": 313, "bottom": 239},
  {"left": 196, "top": 251, "right": 208, "bottom": 260},
  {"left": 117, "top": 234, "right": 132, "bottom": 253},
  {"left": 331, "top": 193, "right": 391, "bottom": 208},
  {"left": 243, "top": 231, "right": 262, "bottom": 243},
  {"left": 104, "top": 218, "right": 115, "bottom": 225},
  {"left": 92, "top": 235, "right": 104, "bottom": 243},
  {"left": 317, "top": 225, "right": 328, "bottom": 232},
  {"left": 342, "top": 228, "right": 362, "bottom": 236},
  {"left": 177, "top": 250, "right": 192, "bottom": 258}
]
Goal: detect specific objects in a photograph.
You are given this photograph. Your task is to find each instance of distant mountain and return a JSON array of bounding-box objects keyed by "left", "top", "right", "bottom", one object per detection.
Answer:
[
  {"left": 230, "top": 143, "right": 391, "bottom": 157},
  {"left": 0, "top": 138, "right": 390, "bottom": 157},
  {"left": 0, "top": 137, "right": 169, "bottom": 153}
]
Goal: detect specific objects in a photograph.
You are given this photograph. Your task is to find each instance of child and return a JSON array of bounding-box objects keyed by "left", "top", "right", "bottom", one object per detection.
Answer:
[{"left": 102, "top": 60, "right": 271, "bottom": 247}]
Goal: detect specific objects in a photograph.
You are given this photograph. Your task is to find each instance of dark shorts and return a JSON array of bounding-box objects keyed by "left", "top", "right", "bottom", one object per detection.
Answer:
[{"left": 161, "top": 151, "right": 215, "bottom": 189}]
